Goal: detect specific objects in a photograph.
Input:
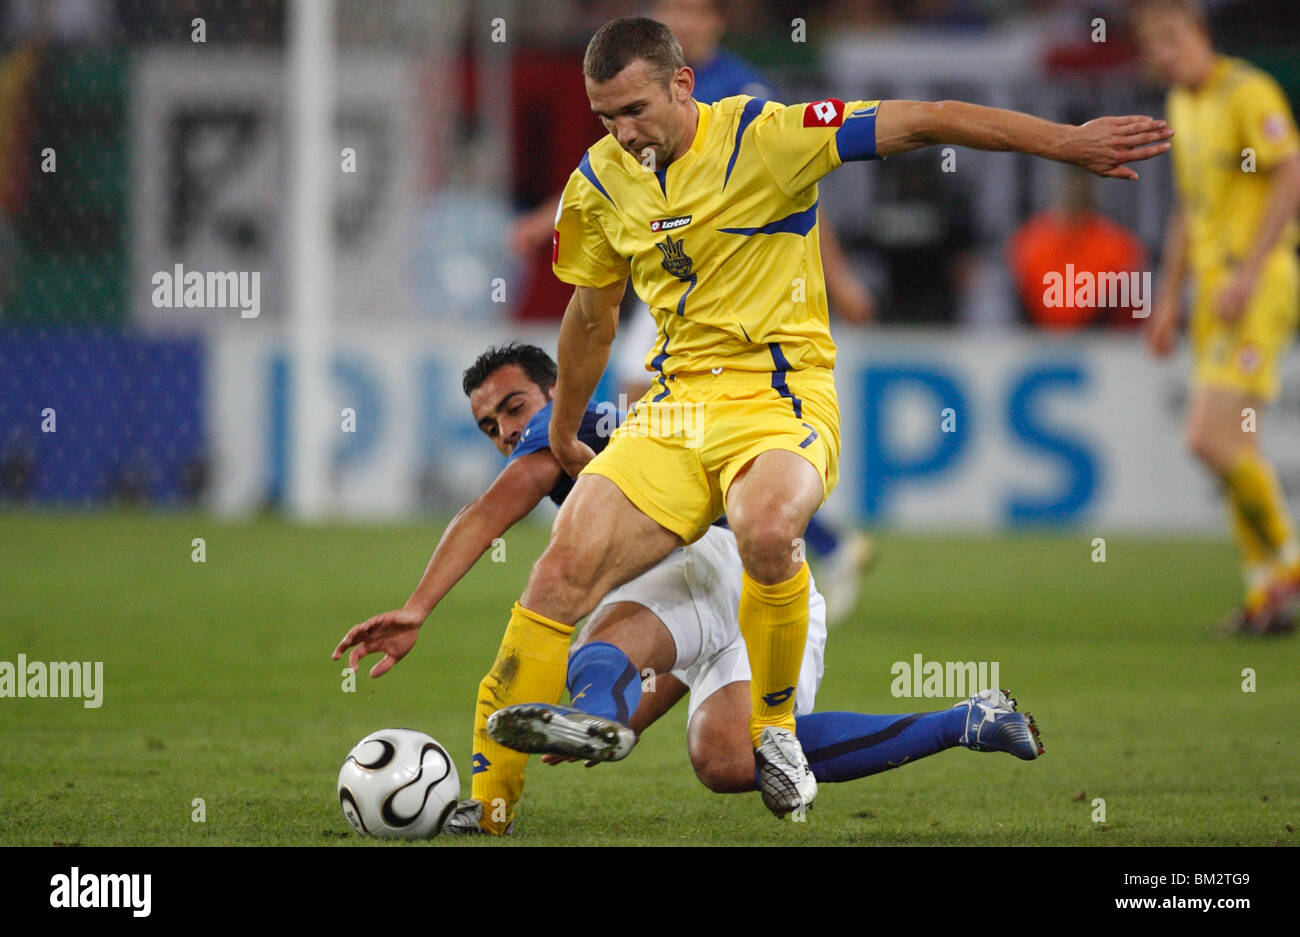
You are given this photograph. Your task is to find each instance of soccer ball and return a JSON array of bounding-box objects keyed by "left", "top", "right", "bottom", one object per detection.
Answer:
[{"left": 337, "top": 728, "right": 460, "bottom": 839}]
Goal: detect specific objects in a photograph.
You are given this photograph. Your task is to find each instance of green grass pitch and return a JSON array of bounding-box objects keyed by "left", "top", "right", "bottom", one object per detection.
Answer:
[{"left": 0, "top": 511, "right": 1295, "bottom": 846}]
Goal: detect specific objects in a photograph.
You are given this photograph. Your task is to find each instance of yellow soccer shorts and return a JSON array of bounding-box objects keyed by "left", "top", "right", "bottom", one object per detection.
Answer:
[
  {"left": 582, "top": 366, "right": 841, "bottom": 545},
  {"left": 1191, "top": 251, "right": 1299, "bottom": 402}
]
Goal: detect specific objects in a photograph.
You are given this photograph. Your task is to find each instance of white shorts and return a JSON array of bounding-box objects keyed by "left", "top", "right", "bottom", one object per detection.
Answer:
[{"left": 592, "top": 524, "right": 827, "bottom": 722}]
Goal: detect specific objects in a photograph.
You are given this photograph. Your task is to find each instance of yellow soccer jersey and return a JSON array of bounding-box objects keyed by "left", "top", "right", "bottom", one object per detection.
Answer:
[
  {"left": 1168, "top": 56, "right": 1300, "bottom": 273},
  {"left": 553, "top": 95, "right": 881, "bottom": 378}
]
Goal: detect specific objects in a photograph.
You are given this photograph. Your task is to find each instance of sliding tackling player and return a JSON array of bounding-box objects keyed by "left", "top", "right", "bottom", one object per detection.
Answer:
[{"left": 333, "top": 343, "right": 1042, "bottom": 834}]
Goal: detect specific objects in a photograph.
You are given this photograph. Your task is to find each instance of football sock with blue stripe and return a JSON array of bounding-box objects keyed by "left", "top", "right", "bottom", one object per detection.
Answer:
[
  {"left": 740, "top": 563, "right": 810, "bottom": 746},
  {"left": 566, "top": 641, "right": 642, "bottom": 725},
  {"left": 791, "top": 709, "right": 967, "bottom": 783}
]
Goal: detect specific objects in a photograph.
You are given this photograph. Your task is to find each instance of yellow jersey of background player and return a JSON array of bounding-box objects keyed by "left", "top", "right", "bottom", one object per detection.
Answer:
[{"left": 1138, "top": 0, "right": 1300, "bottom": 635}]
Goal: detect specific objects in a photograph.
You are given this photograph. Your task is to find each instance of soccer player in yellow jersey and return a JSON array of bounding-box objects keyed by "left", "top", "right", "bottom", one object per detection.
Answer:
[
  {"left": 481, "top": 15, "right": 1168, "bottom": 829},
  {"left": 344, "top": 16, "right": 1169, "bottom": 834},
  {"left": 1137, "top": 0, "right": 1300, "bottom": 635}
]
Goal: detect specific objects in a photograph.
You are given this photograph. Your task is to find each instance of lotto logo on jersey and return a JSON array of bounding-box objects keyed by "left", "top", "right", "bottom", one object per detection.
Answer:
[
  {"left": 650, "top": 214, "right": 692, "bottom": 233},
  {"left": 803, "top": 99, "right": 844, "bottom": 127}
]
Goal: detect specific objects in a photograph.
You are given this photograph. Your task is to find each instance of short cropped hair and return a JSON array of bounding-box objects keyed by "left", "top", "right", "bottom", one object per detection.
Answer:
[
  {"left": 583, "top": 16, "right": 686, "bottom": 87},
  {"left": 462, "top": 342, "right": 557, "bottom": 397}
]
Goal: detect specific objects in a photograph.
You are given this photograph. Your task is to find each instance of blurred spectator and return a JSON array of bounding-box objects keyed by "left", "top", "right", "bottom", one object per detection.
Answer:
[
  {"left": 0, "top": 41, "right": 41, "bottom": 311},
  {"left": 1006, "top": 167, "right": 1148, "bottom": 329},
  {"left": 2, "top": 0, "right": 116, "bottom": 45},
  {"left": 114, "top": 0, "right": 283, "bottom": 45},
  {"left": 859, "top": 156, "right": 975, "bottom": 324}
]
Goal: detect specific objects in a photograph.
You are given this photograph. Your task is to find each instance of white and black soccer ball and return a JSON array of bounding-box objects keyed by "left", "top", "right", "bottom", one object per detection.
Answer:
[{"left": 337, "top": 729, "right": 460, "bottom": 839}]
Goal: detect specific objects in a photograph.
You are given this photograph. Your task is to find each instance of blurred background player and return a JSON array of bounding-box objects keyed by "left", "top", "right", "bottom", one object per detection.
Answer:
[
  {"left": 1136, "top": 0, "right": 1300, "bottom": 635},
  {"left": 332, "top": 342, "right": 1042, "bottom": 834},
  {"left": 512, "top": 0, "right": 877, "bottom": 628}
]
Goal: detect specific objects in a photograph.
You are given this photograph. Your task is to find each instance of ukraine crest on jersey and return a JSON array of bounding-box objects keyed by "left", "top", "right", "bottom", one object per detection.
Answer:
[{"left": 554, "top": 95, "right": 881, "bottom": 377}]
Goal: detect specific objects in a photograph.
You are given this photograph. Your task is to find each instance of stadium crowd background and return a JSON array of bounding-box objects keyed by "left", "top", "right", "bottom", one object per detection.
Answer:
[{"left": 0, "top": 0, "right": 1297, "bottom": 518}]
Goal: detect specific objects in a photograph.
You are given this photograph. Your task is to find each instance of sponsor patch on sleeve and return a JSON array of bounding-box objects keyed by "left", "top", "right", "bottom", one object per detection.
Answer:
[{"left": 803, "top": 99, "right": 844, "bottom": 128}]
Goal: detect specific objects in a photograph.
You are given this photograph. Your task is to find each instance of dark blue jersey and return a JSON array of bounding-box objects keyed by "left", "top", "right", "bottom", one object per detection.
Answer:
[
  {"left": 693, "top": 49, "right": 775, "bottom": 105},
  {"left": 507, "top": 400, "right": 614, "bottom": 506}
]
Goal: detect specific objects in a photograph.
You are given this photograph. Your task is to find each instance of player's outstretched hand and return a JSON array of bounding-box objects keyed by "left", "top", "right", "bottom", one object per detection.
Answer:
[
  {"left": 332, "top": 607, "right": 425, "bottom": 678},
  {"left": 1065, "top": 117, "right": 1173, "bottom": 181}
]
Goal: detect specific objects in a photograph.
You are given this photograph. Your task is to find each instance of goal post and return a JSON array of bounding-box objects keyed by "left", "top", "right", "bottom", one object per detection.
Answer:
[{"left": 287, "top": 0, "right": 336, "bottom": 521}]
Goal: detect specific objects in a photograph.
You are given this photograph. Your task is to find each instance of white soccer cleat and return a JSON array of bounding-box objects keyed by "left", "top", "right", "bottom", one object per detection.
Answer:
[
  {"left": 754, "top": 726, "right": 817, "bottom": 818},
  {"left": 487, "top": 703, "right": 637, "bottom": 763},
  {"left": 442, "top": 799, "right": 514, "bottom": 836}
]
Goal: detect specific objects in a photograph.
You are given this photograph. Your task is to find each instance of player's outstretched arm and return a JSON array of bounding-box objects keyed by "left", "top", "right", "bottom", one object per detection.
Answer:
[
  {"left": 873, "top": 100, "right": 1173, "bottom": 181},
  {"left": 331, "top": 451, "right": 563, "bottom": 677},
  {"left": 550, "top": 280, "right": 625, "bottom": 477}
]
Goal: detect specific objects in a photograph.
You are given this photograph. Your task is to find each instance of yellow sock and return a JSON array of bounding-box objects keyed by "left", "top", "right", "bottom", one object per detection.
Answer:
[
  {"left": 1226, "top": 488, "right": 1270, "bottom": 569},
  {"left": 1224, "top": 449, "right": 1295, "bottom": 565},
  {"left": 739, "top": 563, "right": 810, "bottom": 747},
  {"left": 470, "top": 602, "right": 573, "bottom": 834}
]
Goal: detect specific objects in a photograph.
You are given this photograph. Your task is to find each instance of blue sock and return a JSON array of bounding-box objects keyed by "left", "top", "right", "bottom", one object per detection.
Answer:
[
  {"left": 803, "top": 516, "right": 840, "bottom": 557},
  {"left": 566, "top": 642, "right": 641, "bottom": 726},
  {"left": 788, "top": 709, "right": 968, "bottom": 784}
]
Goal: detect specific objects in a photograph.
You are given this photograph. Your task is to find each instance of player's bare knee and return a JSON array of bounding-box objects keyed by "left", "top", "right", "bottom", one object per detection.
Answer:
[
  {"left": 733, "top": 515, "right": 806, "bottom": 583},
  {"left": 692, "top": 758, "right": 753, "bottom": 794},
  {"left": 689, "top": 742, "right": 754, "bottom": 793}
]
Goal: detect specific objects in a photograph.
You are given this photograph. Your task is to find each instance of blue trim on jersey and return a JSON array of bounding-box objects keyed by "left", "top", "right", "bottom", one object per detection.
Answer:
[
  {"left": 723, "top": 97, "right": 767, "bottom": 191},
  {"left": 718, "top": 200, "right": 819, "bottom": 238},
  {"left": 676, "top": 273, "right": 698, "bottom": 317},
  {"left": 768, "top": 342, "right": 803, "bottom": 419},
  {"left": 836, "top": 105, "right": 880, "bottom": 161},
  {"left": 579, "top": 153, "right": 616, "bottom": 205},
  {"left": 799, "top": 422, "right": 819, "bottom": 449},
  {"left": 650, "top": 333, "right": 672, "bottom": 402},
  {"left": 655, "top": 166, "right": 668, "bottom": 195},
  {"left": 650, "top": 332, "right": 670, "bottom": 372}
]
